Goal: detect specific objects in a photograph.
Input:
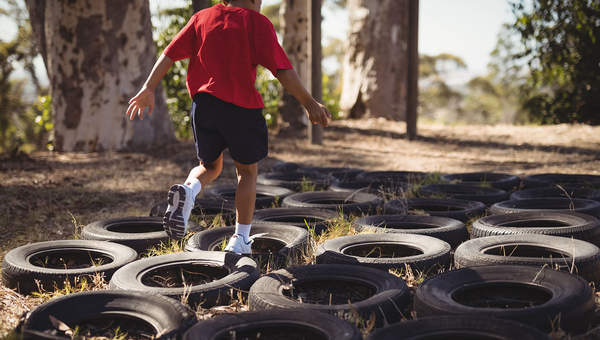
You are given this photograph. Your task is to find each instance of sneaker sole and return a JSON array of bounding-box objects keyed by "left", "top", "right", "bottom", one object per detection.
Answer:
[{"left": 163, "top": 185, "right": 187, "bottom": 240}]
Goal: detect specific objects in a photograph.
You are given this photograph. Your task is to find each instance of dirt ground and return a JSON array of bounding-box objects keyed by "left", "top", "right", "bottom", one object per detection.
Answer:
[{"left": 1, "top": 118, "right": 600, "bottom": 336}]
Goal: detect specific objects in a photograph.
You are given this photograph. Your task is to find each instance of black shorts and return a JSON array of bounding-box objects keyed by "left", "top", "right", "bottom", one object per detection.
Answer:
[{"left": 190, "top": 92, "right": 268, "bottom": 164}]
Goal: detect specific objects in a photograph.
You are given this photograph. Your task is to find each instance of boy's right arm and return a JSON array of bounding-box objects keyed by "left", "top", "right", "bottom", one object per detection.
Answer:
[
  {"left": 275, "top": 68, "right": 331, "bottom": 127},
  {"left": 126, "top": 53, "right": 174, "bottom": 120}
]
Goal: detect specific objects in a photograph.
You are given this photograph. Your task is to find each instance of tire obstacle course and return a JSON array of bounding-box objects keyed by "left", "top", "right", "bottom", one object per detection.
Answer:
[{"left": 6, "top": 164, "right": 600, "bottom": 339}]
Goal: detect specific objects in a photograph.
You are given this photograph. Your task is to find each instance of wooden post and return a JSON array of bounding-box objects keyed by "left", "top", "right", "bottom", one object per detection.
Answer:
[
  {"left": 308, "top": 0, "right": 323, "bottom": 145},
  {"left": 406, "top": 0, "right": 419, "bottom": 140}
]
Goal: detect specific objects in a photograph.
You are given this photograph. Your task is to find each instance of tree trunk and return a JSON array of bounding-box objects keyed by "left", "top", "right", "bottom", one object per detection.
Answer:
[
  {"left": 25, "top": 0, "right": 174, "bottom": 152},
  {"left": 340, "top": 0, "right": 410, "bottom": 120},
  {"left": 279, "top": 0, "right": 310, "bottom": 130}
]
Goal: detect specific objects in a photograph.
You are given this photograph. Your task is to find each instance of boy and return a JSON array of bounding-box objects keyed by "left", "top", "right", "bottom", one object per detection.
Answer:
[{"left": 125, "top": 0, "right": 330, "bottom": 254}]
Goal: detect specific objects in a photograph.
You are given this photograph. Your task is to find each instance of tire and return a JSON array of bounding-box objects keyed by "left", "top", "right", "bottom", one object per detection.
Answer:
[
  {"left": 522, "top": 173, "right": 600, "bottom": 189},
  {"left": 355, "top": 171, "right": 422, "bottom": 194},
  {"left": 248, "top": 264, "right": 411, "bottom": 327},
  {"left": 414, "top": 265, "right": 596, "bottom": 332},
  {"left": 441, "top": 172, "right": 521, "bottom": 191},
  {"left": 328, "top": 179, "right": 390, "bottom": 195},
  {"left": 365, "top": 316, "right": 550, "bottom": 340},
  {"left": 489, "top": 198, "right": 600, "bottom": 217},
  {"left": 253, "top": 207, "right": 340, "bottom": 235},
  {"left": 418, "top": 183, "right": 509, "bottom": 205},
  {"left": 299, "top": 167, "right": 364, "bottom": 182},
  {"left": 22, "top": 290, "right": 196, "bottom": 340},
  {"left": 185, "top": 223, "right": 309, "bottom": 268},
  {"left": 282, "top": 191, "right": 383, "bottom": 216},
  {"left": 470, "top": 211, "right": 600, "bottom": 246},
  {"left": 182, "top": 309, "right": 363, "bottom": 340},
  {"left": 353, "top": 215, "right": 468, "bottom": 248},
  {"left": 510, "top": 186, "right": 600, "bottom": 201},
  {"left": 109, "top": 251, "right": 259, "bottom": 307},
  {"left": 384, "top": 198, "right": 486, "bottom": 222},
  {"left": 454, "top": 234, "right": 600, "bottom": 282},
  {"left": 150, "top": 198, "right": 236, "bottom": 225},
  {"left": 204, "top": 184, "right": 295, "bottom": 209},
  {"left": 81, "top": 216, "right": 201, "bottom": 254},
  {"left": 315, "top": 233, "right": 451, "bottom": 273},
  {"left": 272, "top": 161, "right": 300, "bottom": 173},
  {"left": 356, "top": 170, "right": 428, "bottom": 184},
  {"left": 257, "top": 172, "right": 331, "bottom": 191},
  {"left": 2, "top": 240, "right": 137, "bottom": 294}
]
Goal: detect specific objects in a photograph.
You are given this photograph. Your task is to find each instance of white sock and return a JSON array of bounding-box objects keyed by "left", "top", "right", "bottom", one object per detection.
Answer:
[
  {"left": 184, "top": 177, "right": 202, "bottom": 199},
  {"left": 235, "top": 223, "right": 251, "bottom": 239}
]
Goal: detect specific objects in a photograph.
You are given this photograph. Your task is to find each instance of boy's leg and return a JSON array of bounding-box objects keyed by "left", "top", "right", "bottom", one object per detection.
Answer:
[
  {"left": 164, "top": 154, "right": 223, "bottom": 240},
  {"left": 224, "top": 160, "right": 258, "bottom": 254}
]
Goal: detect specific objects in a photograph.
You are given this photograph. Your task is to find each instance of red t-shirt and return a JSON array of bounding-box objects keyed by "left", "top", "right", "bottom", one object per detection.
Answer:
[{"left": 163, "top": 3, "right": 293, "bottom": 109}]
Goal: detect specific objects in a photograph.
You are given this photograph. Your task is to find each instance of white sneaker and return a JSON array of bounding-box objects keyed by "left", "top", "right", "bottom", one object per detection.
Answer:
[
  {"left": 163, "top": 184, "right": 195, "bottom": 240},
  {"left": 224, "top": 234, "right": 253, "bottom": 255}
]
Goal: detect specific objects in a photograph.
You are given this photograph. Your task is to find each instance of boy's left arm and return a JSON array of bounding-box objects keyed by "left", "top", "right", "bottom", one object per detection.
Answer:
[{"left": 126, "top": 53, "right": 174, "bottom": 120}]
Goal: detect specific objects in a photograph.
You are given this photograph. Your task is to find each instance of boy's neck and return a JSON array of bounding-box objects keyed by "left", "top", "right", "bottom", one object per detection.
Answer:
[{"left": 225, "top": 0, "right": 258, "bottom": 11}]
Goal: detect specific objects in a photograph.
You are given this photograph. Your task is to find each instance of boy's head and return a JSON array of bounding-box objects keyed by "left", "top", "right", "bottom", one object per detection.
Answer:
[{"left": 223, "top": 0, "right": 262, "bottom": 12}]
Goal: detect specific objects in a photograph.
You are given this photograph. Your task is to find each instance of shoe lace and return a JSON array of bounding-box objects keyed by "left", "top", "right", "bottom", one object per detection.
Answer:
[{"left": 245, "top": 232, "right": 268, "bottom": 245}]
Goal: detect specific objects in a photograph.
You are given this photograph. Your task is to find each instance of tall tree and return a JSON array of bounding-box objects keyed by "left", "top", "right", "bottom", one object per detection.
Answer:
[
  {"left": 279, "top": 0, "right": 310, "bottom": 130},
  {"left": 340, "top": 0, "right": 411, "bottom": 120},
  {"left": 510, "top": 0, "right": 600, "bottom": 124},
  {"left": 25, "top": 0, "right": 174, "bottom": 151}
]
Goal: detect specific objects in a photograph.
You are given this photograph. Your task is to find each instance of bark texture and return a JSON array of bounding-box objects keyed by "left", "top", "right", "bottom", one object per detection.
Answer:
[
  {"left": 26, "top": 0, "right": 173, "bottom": 152},
  {"left": 279, "top": 0, "right": 310, "bottom": 129},
  {"left": 340, "top": 0, "right": 410, "bottom": 120}
]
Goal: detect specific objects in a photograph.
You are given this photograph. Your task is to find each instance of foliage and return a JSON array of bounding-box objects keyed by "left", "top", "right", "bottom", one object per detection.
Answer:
[
  {"left": 509, "top": 0, "right": 600, "bottom": 124},
  {"left": 418, "top": 53, "right": 466, "bottom": 122},
  {"left": 154, "top": 4, "right": 195, "bottom": 140},
  {"left": 0, "top": 0, "right": 49, "bottom": 154}
]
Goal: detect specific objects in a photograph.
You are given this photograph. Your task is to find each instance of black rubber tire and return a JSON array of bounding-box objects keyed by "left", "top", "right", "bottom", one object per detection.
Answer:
[
  {"left": 252, "top": 207, "right": 340, "bottom": 235},
  {"left": 353, "top": 215, "right": 468, "bottom": 248},
  {"left": 522, "top": 173, "right": 600, "bottom": 189},
  {"left": 384, "top": 198, "right": 486, "bottom": 222},
  {"left": 150, "top": 198, "right": 236, "bottom": 225},
  {"left": 272, "top": 161, "right": 300, "bottom": 173},
  {"left": 510, "top": 186, "right": 600, "bottom": 201},
  {"left": 109, "top": 251, "right": 259, "bottom": 307},
  {"left": 257, "top": 172, "right": 331, "bottom": 191},
  {"left": 299, "top": 167, "right": 364, "bottom": 182},
  {"left": 182, "top": 309, "right": 363, "bottom": 340},
  {"left": 418, "top": 183, "right": 509, "bottom": 205},
  {"left": 365, "top": 315, "right": 550, "bottom": 340},
  {"left": 489, "top": 198, "right": 600, "bottom": 217},
  {"left": 315, "top": 233, "right": 451, "bottom": 273},
  {"left": 2, "top": 240, "right": 137, "bottom": 295},
  {"left": 441, "top": 172, "right": 521, "bottom": 191},
  {"left": 81, "top": 217, "right": 201, "bottom": 253},
  {"left": 470, "top": 211, "right": 600, "bottom": 246},
  {"left": 328, "top": 179, "right": 390, "bottom": 195},
  {"left": 282, "top": 191, "right": 383, "bottom": 216},
  {"left": 204, "top": 184, "right": 295, "bottom": 209},
  {"left": 185, "top": 223, "right": 309, "bottom": 267},
  {"left": 248, "top": 264, "right": 411, "bottom": 327},
  {"left": 356, "top": 170, "right": 428, "bottom": 184},
  {"left": 454, "top": 234, "right": 600, "bottom": 282},
  {"left": 414, "top": 265, "right": 596, "bottom": 332},
  {"left": 22, "top": 290, "right": 196, "bottom": 340},
  {"left": 354, "top": 171, "right": 421, "bottom": 194}
]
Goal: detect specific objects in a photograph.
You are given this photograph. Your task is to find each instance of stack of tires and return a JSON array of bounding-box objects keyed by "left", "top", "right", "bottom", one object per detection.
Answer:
[{"left": 5, "top": 164, "right": 600, "bottom": 339}]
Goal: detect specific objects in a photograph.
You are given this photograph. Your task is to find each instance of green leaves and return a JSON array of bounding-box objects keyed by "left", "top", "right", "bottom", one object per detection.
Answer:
[{"left": 509, "top": 0, "right": 600, "bottom": 124}]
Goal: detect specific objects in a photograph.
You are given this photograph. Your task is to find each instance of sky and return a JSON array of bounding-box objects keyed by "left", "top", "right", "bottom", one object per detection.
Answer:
[{"left": 2, "top": 0, "right": 518, "bottom": 87}]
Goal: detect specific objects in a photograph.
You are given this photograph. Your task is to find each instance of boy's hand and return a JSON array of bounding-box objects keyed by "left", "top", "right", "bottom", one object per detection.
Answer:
[
  {"left": 305, "top": 100, "right": 332, "bottom": 127},
  {"left": 126, "top": 87, "right": 155, "bottom": 120}
]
